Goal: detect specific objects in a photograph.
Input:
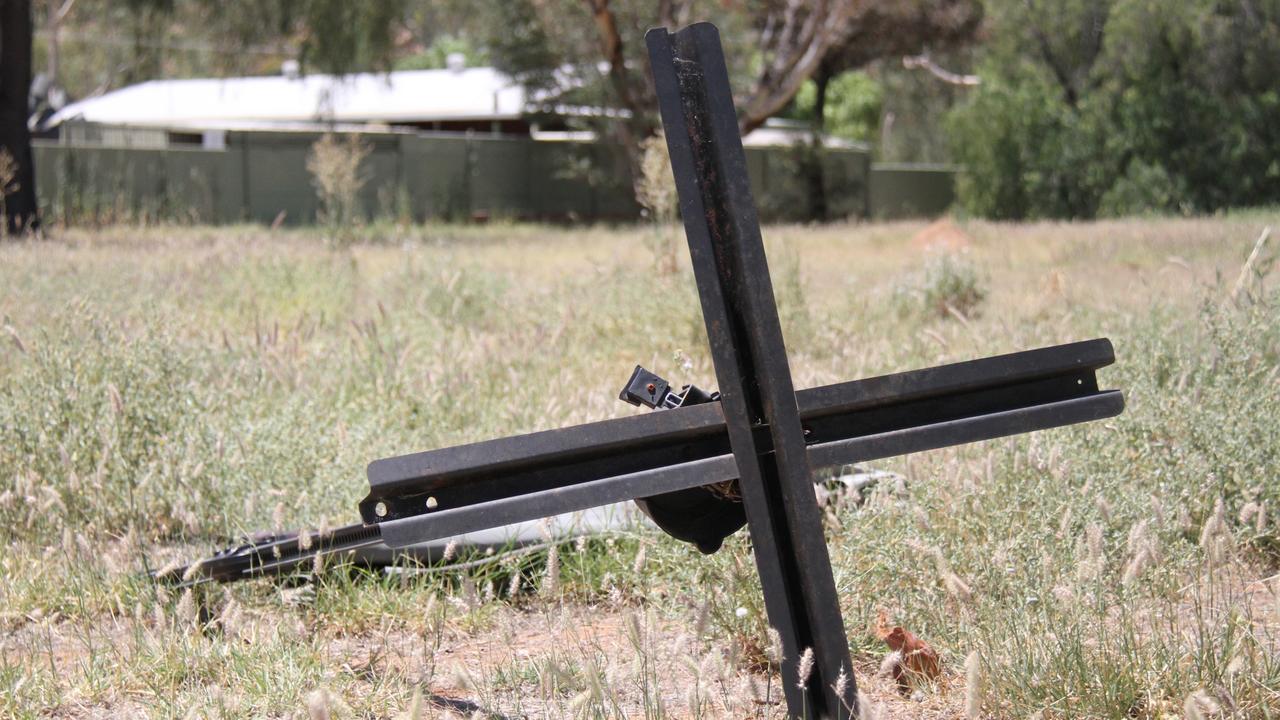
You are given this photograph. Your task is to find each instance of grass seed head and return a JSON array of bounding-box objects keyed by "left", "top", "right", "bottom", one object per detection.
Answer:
[
  {"left": 1200, "top": 498, "right": 1226, "bottom": 547},
  {"left": 156, "top": 557, "right": 183, "bottom": 578},
  {"left": 926, "top": 544, "right": 950, "bottom": 576},
  {"left": 693, "top": 599, "right": 710, "bottom": 638},
  {"left": 912, "top": 505, "right": 931, "bottom": 531},
  {"left": 626, "top": 610, "right": 644, "bottom": 648},
  {"left": 1183, "top": 689, "right": 1220, "bottom": 719},
  {"left": 449, "top": 663, "right": 474, "bottom": 691},
  {"left": 397, "top": 687, "right": 423, "bottom": 720},
  {"left": 1178, "top": 505, "right": 1194, "bottom": 533},
  {"left": 1150, "top": 495, "right": 1167, "bottom": 525},
  {"left": 1126, "top": 520, "right": 1149, "bottom": 555},
  {"left": 698, "top": 650, "right": 721, "bottom": 682},
  {"left": 176, "top": 588, "right": 197, "bottom": 627},
  {"left": 1086, "top": 523, "right": 1105, "bottom": 562},
  {"left": 747, "top": 674, "right": 764, "bottom": 702},
  {"left": 964, "top": 650, "right": 984, "bottom": 719},
  {"left": 461, "top": 576, "right": 479, "bottom": 610},
  {"left": 767, "top": 626, "right": 784, "bottom": 666},
  {"left": 507, "top": 567, "right": 522, "bottom": 598},
  {"left": 856, "top": 690, "right": 878, "bottom": 720},
  {"left": 1096, "top": 497, "right": 1114, "bottom": 524},
  {"left": 1226, "top": 653, "right": 1245, "bottom": 677},
  {"left": 305, "top": 688, "right": 333, "bottom": 720},
  {"left": 542, "top": 544, "right": 560, "bottom": 596},
  {"left": 569, "top": 689, "right": 594, "bottom": 713},
  {"left": 1057, "top": 507, "right": 1073, "bottom": 538},
  {"left": 180, "top": 558, "right": 205, "bottom": 582},
  {"left": 878, "top": 650, "right": 903, "bottom": 678},
  {"left": 797, "top": 647, "right": 815, "bottom": 690},
  {"left": 945, "top": 571, "right": 974, "bottom": 602},
  {"left": 1121, "top": 546, "right": 1152, "bottom": 586},
  {"left": 833, "top": 667, "right": 849, "bottom": 702}
]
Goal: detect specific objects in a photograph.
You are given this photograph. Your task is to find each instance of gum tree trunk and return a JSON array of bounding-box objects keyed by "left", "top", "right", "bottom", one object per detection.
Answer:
[
  {"left": 0, "top": 0, "right": 38, "bottom": 234},
  {"left": 806, "top": 63, "right": 831, "bottom": 222}
]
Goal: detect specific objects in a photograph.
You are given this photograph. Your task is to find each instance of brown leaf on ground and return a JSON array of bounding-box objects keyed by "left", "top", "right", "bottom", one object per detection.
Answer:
[{"left": 873, "top": 610, "right": 942, "bottom": 693}]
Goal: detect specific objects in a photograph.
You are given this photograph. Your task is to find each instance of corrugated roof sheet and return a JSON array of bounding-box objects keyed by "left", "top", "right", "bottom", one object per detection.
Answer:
[
  {"left": 48, "top": 66, "right": 872, "bottom": 152},
  {"left": 50, "top": 66, "right": 530, "bottom": 128}
]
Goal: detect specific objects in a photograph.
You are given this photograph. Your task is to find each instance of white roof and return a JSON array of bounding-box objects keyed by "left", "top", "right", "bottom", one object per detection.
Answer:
[
  {"left": 739, "top": 124, "right": 869, "bottom": 151},
  {"left": 531, "top": 122, "right": 871, "bottom": 151},
  {"left": 49, "top": 66, "right": 533, "bottom": 128},
  {"left": 48, "top": 67, "right": 872, "bottom": 152}
]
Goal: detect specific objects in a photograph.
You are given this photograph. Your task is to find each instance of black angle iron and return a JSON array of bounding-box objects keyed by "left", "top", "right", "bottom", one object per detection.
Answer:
[
  {"left": 158, "top": 366, "right": 728, "bottom": 587},
  {"left": 356, "top": 22, "right": 1125, "bottom": 720}
]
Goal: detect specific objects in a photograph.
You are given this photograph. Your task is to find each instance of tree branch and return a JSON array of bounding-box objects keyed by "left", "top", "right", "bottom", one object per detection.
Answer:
[
  {"left": 902, "top": 53, "right": 980, "bottom": 86},
  {"left": 54, "top": 0, "right": 76, "bottom": 24},
  {"left": 738, "top": 0, "right": 862, "bottom": 135},
  {"left": 580, "top": 0, "right": 650, "bottom": 188}
]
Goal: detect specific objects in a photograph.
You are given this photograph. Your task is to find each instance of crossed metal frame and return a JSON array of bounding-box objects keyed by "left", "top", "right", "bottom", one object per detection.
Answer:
[{"left": 359, "top": 23, "right": 1124, "bottom": 719}]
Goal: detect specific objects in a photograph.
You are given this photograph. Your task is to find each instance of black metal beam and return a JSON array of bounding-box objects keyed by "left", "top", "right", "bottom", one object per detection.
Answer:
[
  {"left": 646, "top": 22, "right": 853, "bottom": 716},
  {"left": 363, "top": 338, "right": 1121, "bottom": 544}
]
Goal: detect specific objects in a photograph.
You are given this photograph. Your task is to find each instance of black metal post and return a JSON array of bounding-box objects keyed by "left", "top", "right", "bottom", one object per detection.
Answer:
[{"left": 647, "top": 23, "right": 856, "bottom": 718}]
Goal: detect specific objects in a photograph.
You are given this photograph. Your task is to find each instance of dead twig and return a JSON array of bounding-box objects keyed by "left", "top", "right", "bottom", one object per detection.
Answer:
[{"left": 1229, "top": 226, "right": 1272, "bottom": 305}]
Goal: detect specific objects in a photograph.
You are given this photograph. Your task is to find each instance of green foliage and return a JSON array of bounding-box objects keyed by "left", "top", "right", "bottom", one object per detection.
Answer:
[
  {"left": 392, "top": 36, "right": 486, "bottom": 72},
  {"left": 45, "top": 0, "right": 406, "bottom": 96},
  {"left": 479, "top": 0, "right": 563, "bottom": 90},
  {"left": 1097, "top": 159, "right": 1188, "bottom": 217},
  {"left": 295, "top": 0, "right": 405, "bottom": 74},
  {"left": 791, "top": 71, "right": 883, "bottom": 143},
  {"left": 948, "top": 69, "right": 1091, "bottom": 219},
  {"left": 951, "top": 0, "right": 1280, "bottom": 219}
]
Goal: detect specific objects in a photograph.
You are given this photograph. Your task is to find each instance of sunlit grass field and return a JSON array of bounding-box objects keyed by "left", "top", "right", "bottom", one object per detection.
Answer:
[{"left": 1, "top": 214, "right": 1278, "bottom": 718}]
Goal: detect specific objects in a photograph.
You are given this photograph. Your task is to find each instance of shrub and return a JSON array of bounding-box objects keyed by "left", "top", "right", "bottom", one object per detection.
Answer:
[
  {"left": 1097, "top": 159, "right": 1190, "bottom": 218},
  {"left": 950, "top": 0, "right": 1280, "bottom": 219},
  {"left": 307, "top": 133, "right": 372, "bottom": 244},
  {"left": 896, "top": 251, "right": 987, "bottom": 319}
]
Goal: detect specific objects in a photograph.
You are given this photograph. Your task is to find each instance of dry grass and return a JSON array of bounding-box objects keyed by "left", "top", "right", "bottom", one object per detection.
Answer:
[{"left": 1, "top": 213, "right": 1278, "bottom": 718}]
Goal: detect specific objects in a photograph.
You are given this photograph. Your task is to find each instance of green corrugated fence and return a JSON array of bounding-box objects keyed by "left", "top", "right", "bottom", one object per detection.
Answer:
[{"left": 33, "top": 131, "right": 955, "bottom": 224}]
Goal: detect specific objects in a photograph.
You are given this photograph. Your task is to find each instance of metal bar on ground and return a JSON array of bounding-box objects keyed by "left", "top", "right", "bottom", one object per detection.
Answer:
[{"left": 362, "top": 339, "right": 1122, "bottom": 545}]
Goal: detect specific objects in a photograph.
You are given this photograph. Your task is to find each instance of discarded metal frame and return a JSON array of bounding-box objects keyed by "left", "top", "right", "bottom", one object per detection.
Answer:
[
  {"left": 355, "top": 22, "right": 1125, "bottom": 719},
  {"left": 157, "top": 365, "right": 719, "bottom": 587}
]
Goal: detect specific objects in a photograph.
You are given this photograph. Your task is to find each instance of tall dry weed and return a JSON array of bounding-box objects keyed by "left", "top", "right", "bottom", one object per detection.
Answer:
[{"left": 307, "top": 133, "right": 371, "bottom": 245}]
